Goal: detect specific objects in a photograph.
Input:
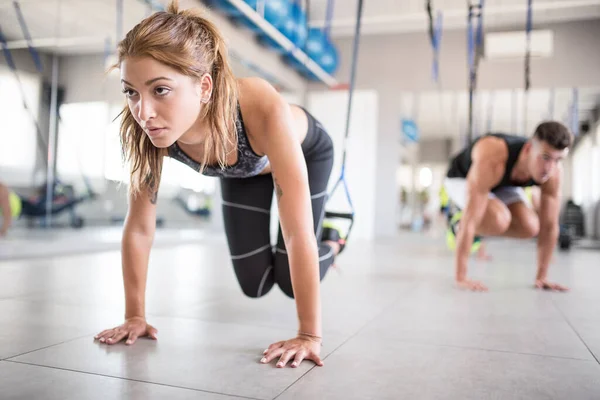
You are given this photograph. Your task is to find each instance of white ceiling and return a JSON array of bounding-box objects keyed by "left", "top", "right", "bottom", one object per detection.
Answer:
[{"left": 2, "top": 0, "right": 599, "bottom": 52}]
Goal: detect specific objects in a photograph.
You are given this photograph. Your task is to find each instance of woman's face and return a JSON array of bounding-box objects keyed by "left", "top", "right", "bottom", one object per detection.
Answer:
[{"left": 120, "top": 56, "right": 211, "bottom": 148}]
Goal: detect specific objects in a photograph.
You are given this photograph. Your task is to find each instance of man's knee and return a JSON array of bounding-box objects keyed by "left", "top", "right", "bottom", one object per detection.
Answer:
[
  {"left": 519, "top": 214, "right": 540, "bottom": 238},
  {"left": 488, "top": 206, "right": 511, "bottom": 234}
]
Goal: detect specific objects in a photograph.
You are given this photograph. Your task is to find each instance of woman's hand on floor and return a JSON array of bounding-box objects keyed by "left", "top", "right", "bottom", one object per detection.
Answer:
[
  {"left": 94, "top": 317, "right": 158, "bottom": 345},
  {"left": 260, "top": 335, "right": 323, "bottom": 368}
]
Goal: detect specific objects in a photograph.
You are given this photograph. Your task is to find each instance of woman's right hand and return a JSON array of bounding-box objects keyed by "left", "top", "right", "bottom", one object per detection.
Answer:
[{"left": 94, "top": 316, "right": 158, "bottom": 345}]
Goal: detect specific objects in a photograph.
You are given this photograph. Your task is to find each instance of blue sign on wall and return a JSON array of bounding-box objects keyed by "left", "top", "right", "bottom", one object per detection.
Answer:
[{"left": 401, "top": 118, "right": 419, "bottom": 143}]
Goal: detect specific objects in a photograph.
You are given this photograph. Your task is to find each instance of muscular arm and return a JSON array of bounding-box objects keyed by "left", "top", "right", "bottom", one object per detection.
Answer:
[
  {"left": 536, "top": 172, "right": 561, "bottom": 283},
  {"left": 455, "top": 138, "right": 506, "bottom": 289}
]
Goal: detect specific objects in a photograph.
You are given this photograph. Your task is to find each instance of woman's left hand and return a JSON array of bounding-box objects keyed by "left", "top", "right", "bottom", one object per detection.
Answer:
[{"left": 260, "top": 336, "right": 323, "bottom": 368}]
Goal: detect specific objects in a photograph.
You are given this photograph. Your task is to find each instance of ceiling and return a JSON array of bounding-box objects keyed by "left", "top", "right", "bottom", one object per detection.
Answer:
[{"left": 2, "top": 0, "right": 600, "bottom": 52}]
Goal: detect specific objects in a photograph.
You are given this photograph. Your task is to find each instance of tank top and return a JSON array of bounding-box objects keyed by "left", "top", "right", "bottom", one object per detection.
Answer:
[
  {"left": 167, "top": 104, "right": 269, "bottom": 178},
  {"left": 446, "top": 133, "right": 538, "bottom": 189}
]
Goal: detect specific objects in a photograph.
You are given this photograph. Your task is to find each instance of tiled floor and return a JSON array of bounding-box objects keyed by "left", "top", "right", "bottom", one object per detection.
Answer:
[{"left": 1, "top": 228, "right": 600, "bottom": 399}]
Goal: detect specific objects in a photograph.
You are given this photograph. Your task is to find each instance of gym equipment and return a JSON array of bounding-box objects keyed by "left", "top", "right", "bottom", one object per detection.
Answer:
[
  {"left": 317, "top": 40, "right": 339, "bottom": 75},
  {"left": 558, "top": 200, "right": 586, "bottom": 251},
  {"left": 485, "top": 91, "right": 495, "bottom": 133},
  {"left": 17, "top": 181, "right": 96, "bottom": 229},
  {"left": 305, "top": 28, "right": 327, "bottom": 63},
  {"left": 569, "top": 88, "right": 580, "bottom": 137},
  {"left": 322, "top": 0, "right": 363, "bottom": 244},
  {"left": 286, "top": 0, "right": 339, "bottom": 79},
  {"left": 522, "top": 0, "right": 532, "bottom": 135},
  {"left": 173, "top": 191, "right": 212, "bottom": 218},
  {"left": 205, "top": 0, "right": 244, "bottom": 17},
  {"left": 260, "top": 0, "right": 308, "bottom": 58},
  {"left": 547, "top": 87, "right": 555, "bottom": 120},
  {"left": 426, "top": 0, "right": 443, "bottom": 83},
  {"left": 466, "top": 0, "right": 484, "bottom": 143},
  {"left": 233, "top": 0, "right": 290, "bottom": 33},
  {"left": 280, "top": 0, "right": 307, "bottom": 48}
]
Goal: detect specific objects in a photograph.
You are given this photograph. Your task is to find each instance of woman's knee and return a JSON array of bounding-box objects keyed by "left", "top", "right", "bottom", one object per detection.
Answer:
[{"left": 232, "top": 261, "right": 275, "bottom": 298}]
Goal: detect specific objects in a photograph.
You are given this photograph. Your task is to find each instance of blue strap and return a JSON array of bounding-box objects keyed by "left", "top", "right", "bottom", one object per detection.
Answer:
[
  {"left": 525, "top": 0, "right": 533, "bottom": 91},
  {"left": 467, "top": 1, "right": 484, "bottom": 143},
  {"left": 526, "top": 0, "right": 533, "bottom": 33},
  {"left": 486, "top": 91, "right": 494, "bottom": 133},
  {"left": 324, "top": 0, "right": 335, "bottom": 38},
  {"left": 104, "top": 36, "right": 113, "bottom": 67},
  {"left": 12, "top": 1, "right": 43, "bottom": 73},
  {"left": 475, "top": 0, "right": 485, "bottom": 48},
  {"left": 467, "top": 6, "right": 475, "bottom": 142},
  {"left": 326, "top": 0, "right": 363, "bottom": 236},
  {"left": 547, "top": 87, "right": 555, "bottom": 120},
  {"left": 116, "top": 0, "right": 124, "bottom": 41},
  {"left": 570, "top": 88, "right": 579, "bottom": 136},
  {"left": 0, "top": 26, "right": 17, "bottom": 71},
  {"left": 467, "top": 7, "right": 475, "bottom": 83},
  {"left": 432, "top": 10, "right": 443, "bottom": 83}
]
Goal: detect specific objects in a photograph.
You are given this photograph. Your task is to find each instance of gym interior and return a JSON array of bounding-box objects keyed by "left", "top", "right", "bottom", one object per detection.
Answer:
[{"left": 1, "top": 0, "right": 600, "bottom": 398}]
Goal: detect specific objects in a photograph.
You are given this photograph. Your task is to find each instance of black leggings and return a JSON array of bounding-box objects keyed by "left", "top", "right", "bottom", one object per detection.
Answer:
[{"left": 220, "top": 110, "right": 335, "bottom": 298}]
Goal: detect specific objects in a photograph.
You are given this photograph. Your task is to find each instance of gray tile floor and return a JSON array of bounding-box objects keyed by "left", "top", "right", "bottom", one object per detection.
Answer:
[{"left": 1, "top": 228, "right": 600, "bottom": 399}]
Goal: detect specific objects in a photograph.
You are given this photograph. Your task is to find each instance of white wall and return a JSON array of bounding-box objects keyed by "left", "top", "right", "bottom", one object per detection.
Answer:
[
  {"left": 306, "top": 90, "right": 378, "bottom": 241},
  {"left": 571, "top": 134, "right": 600, "bottom": 237}
]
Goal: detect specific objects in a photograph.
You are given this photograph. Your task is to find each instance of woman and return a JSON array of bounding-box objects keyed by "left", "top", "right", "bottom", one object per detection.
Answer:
[{"left": 94, "top": 0, "right": 345, "bottom": 369}]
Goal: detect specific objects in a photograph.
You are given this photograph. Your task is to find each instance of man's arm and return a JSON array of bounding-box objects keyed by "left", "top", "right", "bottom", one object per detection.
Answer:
[
  {"left": 0, "top": 183, "right": 12, "bottom": 236},
  {"left": 535, "top": 171, "right": 568, "bottom": 291},
  {"left": 455, "top": 138, "right": 506, "bottom": 291}
]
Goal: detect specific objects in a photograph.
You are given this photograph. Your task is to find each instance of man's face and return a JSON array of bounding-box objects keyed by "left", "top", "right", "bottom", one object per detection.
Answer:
[{"left": 527, "top": 139, "right": 568, "bottom": 183}]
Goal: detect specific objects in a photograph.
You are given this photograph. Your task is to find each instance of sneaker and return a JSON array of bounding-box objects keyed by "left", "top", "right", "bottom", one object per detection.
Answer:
[
  {"left": 445, "top": 210, "right": 482, "bottom": 254},
  {"left": 321, "top": 221, "right": 346, "bottom": 254}
]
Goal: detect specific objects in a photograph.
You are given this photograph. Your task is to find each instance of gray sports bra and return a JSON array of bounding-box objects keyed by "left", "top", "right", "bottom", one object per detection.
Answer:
[{"left": 167, "top": 105, "right": 269, "bottom": 178}]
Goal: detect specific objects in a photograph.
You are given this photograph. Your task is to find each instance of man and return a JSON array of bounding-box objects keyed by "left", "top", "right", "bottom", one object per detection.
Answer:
[
  {"left": 0, "top": 182, "right": 20, "bottom": 237},
  {"left": 444, "top": 121, "right": 572, "bottom": 292}
]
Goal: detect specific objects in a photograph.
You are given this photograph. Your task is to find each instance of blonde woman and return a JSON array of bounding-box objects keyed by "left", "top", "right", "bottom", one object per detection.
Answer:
[{"left": 94, "top": 1, "right": 346, "bottom": 369}]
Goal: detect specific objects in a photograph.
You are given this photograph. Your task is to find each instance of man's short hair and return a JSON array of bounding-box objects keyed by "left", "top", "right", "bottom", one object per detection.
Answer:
[{"left": 533, "top": 121, "right": 573, "bottom": 150}]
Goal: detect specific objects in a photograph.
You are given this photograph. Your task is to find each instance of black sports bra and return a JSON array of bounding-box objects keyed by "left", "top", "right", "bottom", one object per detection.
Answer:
[{"left": 167, "top": 104, "right": 269, "bottom": 178}]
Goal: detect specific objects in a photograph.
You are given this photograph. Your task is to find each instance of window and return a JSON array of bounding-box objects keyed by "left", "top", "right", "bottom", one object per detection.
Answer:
[{"left": 0, "top": 66, "right": 41, "bottom": 184}]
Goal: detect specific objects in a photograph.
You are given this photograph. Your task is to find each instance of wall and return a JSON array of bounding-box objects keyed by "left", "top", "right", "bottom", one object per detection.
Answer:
[
  {"left": 317, "top": 19, "right": 600, "bottom": 238},
  {"left": 418, "top": 138, "right": 452, "bottom": 164},
  {"left": 306, "top": 90, "right": 379, "bottom": 241}
]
